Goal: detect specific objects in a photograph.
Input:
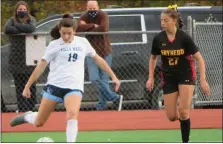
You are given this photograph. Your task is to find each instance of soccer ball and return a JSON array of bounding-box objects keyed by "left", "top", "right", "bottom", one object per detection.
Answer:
[{"left": 37, "top": 137, "right": 54, "bottom": 143}]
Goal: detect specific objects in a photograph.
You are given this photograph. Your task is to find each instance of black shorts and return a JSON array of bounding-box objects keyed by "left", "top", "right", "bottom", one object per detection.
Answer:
[
  {"left": 161, "top": 71, "right": 196, "bottom": 95},
  {"left": 42, "top": 84, "right": 83, "bottom": 103}
]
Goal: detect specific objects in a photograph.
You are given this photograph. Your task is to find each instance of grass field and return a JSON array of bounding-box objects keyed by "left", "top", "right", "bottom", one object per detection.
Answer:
[{"left": 2, "top": 129, "right": 222, "bottom": 142}]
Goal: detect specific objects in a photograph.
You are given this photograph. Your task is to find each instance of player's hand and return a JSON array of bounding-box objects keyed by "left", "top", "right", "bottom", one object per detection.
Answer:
[
  {"left": 94, "top": 24, "right": 99, "bottom": 28},
  {"left": 200, "top": 79, "right": 210, "bottom": 96},
  {"left": 22, "top": 86, "right": 31, "bottom": 98},
  {"left": 80, "top": 20, "right": 86, "bottom": 24},
  {"left": 146, "top": 78, "right": 154, "bottom": 92},
  {"left": 113, "top": 77, "right": 121, "bottom": 92}
]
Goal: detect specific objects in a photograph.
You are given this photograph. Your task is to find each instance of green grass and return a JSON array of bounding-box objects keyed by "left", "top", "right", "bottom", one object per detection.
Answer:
[{"left": 1, "top": 129, "right": 222, "bottom": 142}]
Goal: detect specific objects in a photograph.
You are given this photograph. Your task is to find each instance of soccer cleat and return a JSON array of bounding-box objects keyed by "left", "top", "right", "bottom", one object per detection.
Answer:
[{"left": 10, "top": 111, "right": 32, "bottom": 127}]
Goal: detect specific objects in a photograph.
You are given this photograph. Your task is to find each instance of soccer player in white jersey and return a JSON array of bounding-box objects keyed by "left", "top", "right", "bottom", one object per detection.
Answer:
[{"left": 10, "top": 14, "right": 120, "bottom": 142}]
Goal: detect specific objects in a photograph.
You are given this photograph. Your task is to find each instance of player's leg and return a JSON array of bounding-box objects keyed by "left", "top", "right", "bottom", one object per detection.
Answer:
[
  {"left": 162, "top": 74, "right": 179, "bottom": 121},
  {"left": 178, "top": 84, "right": 195, "bottom": 143},
  {"left": 33, "top": 97, "right": 58, "bottom": 127},
  {"left": 64, "top": 91, "right": 82, "bottom": 142},
  {"left": 10, "top": 86, "right": 60, "bottom": 127},
  {"left": 163, "top": 91, "right": 179, "bottom": 121},
  {"left": 10, "top": 97, "right": 58, "bottom": 127}
]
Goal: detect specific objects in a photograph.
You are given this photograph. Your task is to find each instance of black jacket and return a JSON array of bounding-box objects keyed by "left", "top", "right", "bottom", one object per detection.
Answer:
[{"left": 4, "top": 16, "right": 36, "bottom": 73}]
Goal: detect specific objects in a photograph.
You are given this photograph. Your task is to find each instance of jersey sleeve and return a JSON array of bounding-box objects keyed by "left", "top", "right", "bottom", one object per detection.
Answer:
[
  {"left": 84, "top": 38, "right": 97, "bottom": 57},
  {"left": 41, "top": 41, "right": 58, "bottom": 63},
  {"left": 151, "top": 36, "right": 161, "bottom": 55},
  {"left": 184, "top": 33, "right": 199, "bottom": 55}
]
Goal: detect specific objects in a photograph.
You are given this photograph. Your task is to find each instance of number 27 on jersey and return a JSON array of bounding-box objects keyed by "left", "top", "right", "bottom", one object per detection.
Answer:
[{"left": 168, "top": 57, "right": 179, "bottom": 66}]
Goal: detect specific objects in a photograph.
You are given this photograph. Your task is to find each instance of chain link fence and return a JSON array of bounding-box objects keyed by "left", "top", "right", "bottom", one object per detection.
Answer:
[
  {"left": 192, "top": 21, "right": 222, "bottom": 107},
  {"left": 1, "top": 31, "right": 163, "bottom": 112},
  {"left": 1, "top": 21, "right": 222, "bottom": 112}
]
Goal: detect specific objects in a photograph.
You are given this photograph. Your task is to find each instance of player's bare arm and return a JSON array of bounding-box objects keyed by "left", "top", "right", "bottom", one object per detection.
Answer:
[
  {"left": 193, "top": 52, "right": 206, "bottom": 81},
  {"left": 80, "top": 20, "right": 86, "bottom": 24},
  {"left": 23, "top": 60, "right": 48, "bottom": 98},
  {"left": 92, "top": 54, "right": 120, "bottom": 92},
  {"left": 193, "top": 51, "right": 210, "bottom": 96},
  {"left": 146, "top": 55, "right": 157, "bottom": 91},
  {"left": 149, "top": 55, "right": 157, "bottom": 79}
]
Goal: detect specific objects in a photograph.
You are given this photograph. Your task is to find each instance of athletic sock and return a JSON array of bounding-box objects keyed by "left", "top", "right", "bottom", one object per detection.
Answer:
[
  {"left": 66, "top": 119, "right": 78, "bottom": 142},
  {"left": 179, "top": 118, "right": 191, "bottom": 143},
  {"left": 24, "top": 112, "right": 38, "bottom": 125}
]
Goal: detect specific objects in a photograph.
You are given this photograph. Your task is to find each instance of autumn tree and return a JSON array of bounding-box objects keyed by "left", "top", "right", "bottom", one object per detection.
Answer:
[{"left": 1, "top": 0, "right": 222, "bottom": 33}]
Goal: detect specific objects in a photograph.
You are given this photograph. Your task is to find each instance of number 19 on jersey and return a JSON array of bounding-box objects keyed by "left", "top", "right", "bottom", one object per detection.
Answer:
[{"left": 68, "top": 53, "right": 78, "bottom": 62}]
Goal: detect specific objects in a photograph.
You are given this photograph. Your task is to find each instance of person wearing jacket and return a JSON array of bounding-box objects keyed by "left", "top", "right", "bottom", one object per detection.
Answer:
[
  {"left": 76, "top": 0, "right": 123, "bottom": 111},
  {"left": 4, "top": 1, "right": 36, "bottom": 112}
]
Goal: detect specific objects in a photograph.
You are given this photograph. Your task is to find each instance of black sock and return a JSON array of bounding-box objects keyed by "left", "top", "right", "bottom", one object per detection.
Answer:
[{"left": 179, "top": 118, "right": 191, "bottom": 143}]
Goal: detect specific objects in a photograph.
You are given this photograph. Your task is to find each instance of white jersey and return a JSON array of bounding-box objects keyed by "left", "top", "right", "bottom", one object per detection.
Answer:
[{"left": 42, "top": 36, "right": 96, "bottom": 92}]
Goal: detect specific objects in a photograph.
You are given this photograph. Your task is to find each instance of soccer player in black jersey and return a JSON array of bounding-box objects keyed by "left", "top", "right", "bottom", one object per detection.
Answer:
[{"left": 146, "top": 5, "right": 210, "bottom": 143}]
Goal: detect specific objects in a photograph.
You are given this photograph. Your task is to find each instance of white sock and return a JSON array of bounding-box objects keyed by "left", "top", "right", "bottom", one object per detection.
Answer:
[
  {"left": 24, "top": 112, "right": 38, "bottom": 125},
  {"left": 66, "top": 119, "right": 78, "bottom": 142}
]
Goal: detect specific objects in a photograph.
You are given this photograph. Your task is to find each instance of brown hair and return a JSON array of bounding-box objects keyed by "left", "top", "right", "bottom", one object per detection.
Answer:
[
  {"left": 162, "top": 8, "right": 184, "bottom": 29},
  {"left": 13, "top": 1, "right": 32, "bottom": 23},
  {"left": 58, "top": 18, "right": 76, "bottom": 29},
  {"left": 50, "top": 13, "right": 76, "bottom": 40}
]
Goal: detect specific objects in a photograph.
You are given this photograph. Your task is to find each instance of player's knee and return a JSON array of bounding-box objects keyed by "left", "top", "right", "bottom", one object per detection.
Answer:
[
  {"left": 34, "top": 120, "right": 45, "bottom": 127},
  {"left": 167, "top": 116, "right": 178, "bottom": 122},
  {"left": 179, "top": 108, "right": 189, "bottom": 120},
  {"left": 66, "top": 110, "right": 78, "bottom": 120}
]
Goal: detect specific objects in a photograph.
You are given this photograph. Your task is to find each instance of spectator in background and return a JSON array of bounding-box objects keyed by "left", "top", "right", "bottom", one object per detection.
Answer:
[
  {"left": 1, "top": 93, "right": 7, "bottom": 112},
  {"left": 4, "top": 1, "right": 36, "bottom": 112},
  {"left": 76, "top": 0, "right": 123, "bottom": 111}
]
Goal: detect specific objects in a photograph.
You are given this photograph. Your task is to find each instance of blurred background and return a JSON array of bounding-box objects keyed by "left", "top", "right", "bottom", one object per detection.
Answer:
[{"left": 1, "top": 0, "right": 222, "bottom": 29}]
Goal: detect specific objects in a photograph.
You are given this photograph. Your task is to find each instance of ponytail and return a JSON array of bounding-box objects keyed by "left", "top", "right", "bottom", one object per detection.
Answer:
[
  {"left": 50, "top": 24, "right": 60, "bottom": 40},
  {"left": 166, "top": 4, "right": 184, "bottom": 29},
  {"left": 177, "top": 12, "right": 184, "bottom": 29},
  {"left": 50, "top": 13, "right": 74, "bottom": 40}
]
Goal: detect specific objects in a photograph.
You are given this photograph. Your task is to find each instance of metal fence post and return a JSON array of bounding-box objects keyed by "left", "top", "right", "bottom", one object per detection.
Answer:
[
  {"left": 192, "top": 19, "right": 198, "bottom": 109},
  {"left": 192, "top": 19, "right": 196, "bottom": 42},
  {"left": 187, "top": 16, "right": 193, "bottom": 37}
]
